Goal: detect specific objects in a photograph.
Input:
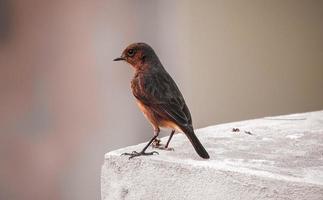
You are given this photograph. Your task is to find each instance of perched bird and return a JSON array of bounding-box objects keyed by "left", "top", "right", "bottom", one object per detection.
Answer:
[{"left": 114, "top": 43, "right": 209, "bottom": 159}]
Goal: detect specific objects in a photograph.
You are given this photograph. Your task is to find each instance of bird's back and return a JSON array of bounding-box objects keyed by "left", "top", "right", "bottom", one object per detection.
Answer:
[{"left": 131, "top": 67, "right": 192, "bottom": 130}]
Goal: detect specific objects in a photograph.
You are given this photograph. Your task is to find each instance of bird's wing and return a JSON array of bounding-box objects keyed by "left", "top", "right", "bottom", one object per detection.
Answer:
[{"left": 132, "top": 71, "right": 192, "bottom": 127}]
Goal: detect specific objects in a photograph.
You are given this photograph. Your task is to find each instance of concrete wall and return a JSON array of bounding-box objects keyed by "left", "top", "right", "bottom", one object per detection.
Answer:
[{"left": 102, "top": 111, "right": 323, "bottom": 200}]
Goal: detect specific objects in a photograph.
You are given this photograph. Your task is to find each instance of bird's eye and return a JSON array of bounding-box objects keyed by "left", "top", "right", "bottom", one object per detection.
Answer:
[{"left": 127, "top": 49, "right": 135, "bottom": 57}]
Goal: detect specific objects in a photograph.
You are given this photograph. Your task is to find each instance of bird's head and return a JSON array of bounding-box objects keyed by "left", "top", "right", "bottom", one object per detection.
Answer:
[{"left": 113, "top": 43, "right": 158, "bottom": 69}]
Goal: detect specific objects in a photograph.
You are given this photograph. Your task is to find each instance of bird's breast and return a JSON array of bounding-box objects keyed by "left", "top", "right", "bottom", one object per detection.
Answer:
[
  {"left": 136, "top": 101, "right": 150, "bottom": 118},
  {"left": 136, "top": 100, "right": 182, "bottom": 132},
  {"left": 159, "top": 119, "right": 183, "bottom": 132},
  {"left": 136, "top": 100, "right": 158, "bottom": 127}
]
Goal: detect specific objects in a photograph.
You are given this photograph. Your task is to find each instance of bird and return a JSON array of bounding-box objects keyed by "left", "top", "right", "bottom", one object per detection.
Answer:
[{"left": 113, "top": 43, "right": 209, "bottom": 159}]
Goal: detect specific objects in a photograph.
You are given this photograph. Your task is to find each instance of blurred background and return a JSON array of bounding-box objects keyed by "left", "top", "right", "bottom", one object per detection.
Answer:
[{"left": 0, "top": 0, "right": 322, "bottom": 199}]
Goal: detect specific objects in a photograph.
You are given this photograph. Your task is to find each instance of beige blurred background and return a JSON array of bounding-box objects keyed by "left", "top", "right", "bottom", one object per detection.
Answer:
[{"left": 0, "top": 0, "right": 322, "bottom": 199}]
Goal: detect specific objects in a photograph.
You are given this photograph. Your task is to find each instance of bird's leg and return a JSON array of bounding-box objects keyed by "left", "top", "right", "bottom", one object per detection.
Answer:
[
  {"left": 152, "top": 130, "right": 175, "bottom": 151},
  {"left": 121, "top": 129, "right": 160, "bottom": 159},
  {"left": 165, "top": 130, "right": 175, "bottom": 149}
]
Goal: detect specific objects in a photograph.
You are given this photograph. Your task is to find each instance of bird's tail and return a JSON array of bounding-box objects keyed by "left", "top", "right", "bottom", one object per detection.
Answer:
[{"left": 182, "top": 126, "right": 210, "bottom": 159}]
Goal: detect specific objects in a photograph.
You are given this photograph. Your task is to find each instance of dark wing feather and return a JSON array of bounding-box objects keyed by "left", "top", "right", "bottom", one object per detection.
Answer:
[{"left": 132, "top": 70, "right": 192, "bottom": 127}]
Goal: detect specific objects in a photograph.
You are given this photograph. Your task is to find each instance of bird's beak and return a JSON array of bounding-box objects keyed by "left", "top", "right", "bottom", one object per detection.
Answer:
[{"left": 113, "top": 57, "right": 125, "bottom": 61}]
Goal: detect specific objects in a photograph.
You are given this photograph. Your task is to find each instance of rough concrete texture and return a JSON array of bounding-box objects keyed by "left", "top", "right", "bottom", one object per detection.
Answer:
[{"left": 101, "top": 111, "right": 323, "bottom": 200}]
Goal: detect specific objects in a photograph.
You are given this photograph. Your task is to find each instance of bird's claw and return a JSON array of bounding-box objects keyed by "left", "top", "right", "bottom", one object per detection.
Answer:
[
  {"left": 121, "top": 150, "right": 159, "bottom": 159},
  {"left": 163, "top": 147, "right": 175, "bottom": 151},
  {"left": 152, "top": 138, "right": 161, "bottom": 147},
  {"left": 152, "top": 145, "right": 174, "bottom": 151},
  {"left": 152, "top": 137, "right": 174, "bottom": 151}
]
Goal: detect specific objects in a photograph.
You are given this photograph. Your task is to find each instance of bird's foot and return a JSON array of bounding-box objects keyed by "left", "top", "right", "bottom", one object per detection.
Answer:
[
  {"left": 121, "top": 150, "right": 159, "bottom": 159},
  {"left": 154, "top": 146, "right": 174, "bottom": 151},
  {"left": 152, "top": 138, "right": 161, "bottom": 147},
  {"left": 152, "top": 138, "right": 174, "bottom": 151}
]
